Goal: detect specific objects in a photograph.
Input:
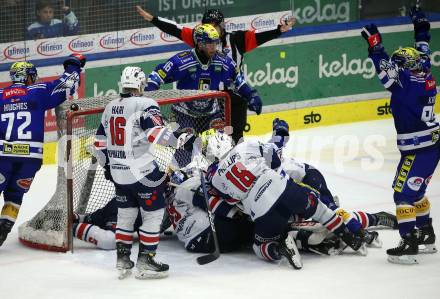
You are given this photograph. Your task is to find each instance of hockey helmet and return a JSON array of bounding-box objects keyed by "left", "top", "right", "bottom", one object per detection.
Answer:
[
  {"left": 9, "top": 61, "right": 38, "bottom": 84},
  {"left": 202, "top": 9, "right": 224, "bottom": 26},
  {"left": 201, "top": 128, "right": 234, "bottom": 161},
  {"left": 390, "top": 47, "right": 422, "bottom": 71},
  {"left": 194, "top": 24, "right": 220, "bottom": 45},
  {"left": 120, "top": 66, "right": 146, "bottom": 92}
]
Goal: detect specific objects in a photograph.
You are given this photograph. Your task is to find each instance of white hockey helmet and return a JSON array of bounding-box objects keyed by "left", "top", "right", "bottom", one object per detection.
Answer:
[
  {"left": 201, "top": 129, "right": 234, "bottom": 161},
  {"left": 120, "top": 66, "right": 146, "bottom": 92}
]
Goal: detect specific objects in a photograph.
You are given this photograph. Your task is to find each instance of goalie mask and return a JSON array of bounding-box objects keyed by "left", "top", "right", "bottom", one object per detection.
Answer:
[
  {"left": 10, "top": 61, "right": 38, "bottom": 84},
  {"left": 201, "top": 129, "right": 233, "bottom": 161},
  {"left": 120, "top": 66, "right": 146, "bottom": 92},
  {"left": 390, "top": 47, "right": 422, "bottom": 71}
]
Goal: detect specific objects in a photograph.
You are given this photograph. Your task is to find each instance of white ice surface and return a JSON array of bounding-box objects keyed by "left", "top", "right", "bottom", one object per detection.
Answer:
[{"left": 1, "top": 119, "right": 439, "bottom": 299}]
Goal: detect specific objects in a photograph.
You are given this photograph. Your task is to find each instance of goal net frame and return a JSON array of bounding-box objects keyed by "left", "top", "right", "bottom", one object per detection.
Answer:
[{"left": 18, "top": 90, "right": 231, "bottom": 252}]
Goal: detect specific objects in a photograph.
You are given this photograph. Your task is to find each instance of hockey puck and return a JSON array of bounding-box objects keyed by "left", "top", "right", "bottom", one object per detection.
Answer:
[{"left": 70, "top": 103, "right": 79, "bottom": 111}]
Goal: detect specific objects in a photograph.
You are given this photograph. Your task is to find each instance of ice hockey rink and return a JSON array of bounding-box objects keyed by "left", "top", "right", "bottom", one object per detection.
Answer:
[{"left": 1, "top": 118, "right": 439, "bottom": 299}]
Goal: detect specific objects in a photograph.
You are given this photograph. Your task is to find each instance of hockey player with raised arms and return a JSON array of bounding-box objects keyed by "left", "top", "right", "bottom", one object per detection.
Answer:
[
  {"left": 137, "top": 6, "right": 293, "bottom": 143},
  {"left": 0, "top": 54, "right": 85, "bottom": 247},
  {"left": 94, "top": 66, "right": 195, "bottom": 279},
  {"left": 146, "top": 23, "right": 262, "bottom": 165},
  {"left": 361, "top": 6, "right": 438, "bottom": 264}
]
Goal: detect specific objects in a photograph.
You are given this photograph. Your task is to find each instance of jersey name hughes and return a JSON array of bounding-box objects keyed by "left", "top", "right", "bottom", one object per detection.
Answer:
[{"left": 3, "top": 102, "right": 28, "bottom": 112}]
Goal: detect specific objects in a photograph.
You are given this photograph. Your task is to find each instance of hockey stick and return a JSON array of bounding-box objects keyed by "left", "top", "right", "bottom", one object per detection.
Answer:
[
  {"left": 191, "top": 141, "right": 221, "bottom": 265},
  {"left": 196, "top": 170, "right": 221, "bottom": 265}
]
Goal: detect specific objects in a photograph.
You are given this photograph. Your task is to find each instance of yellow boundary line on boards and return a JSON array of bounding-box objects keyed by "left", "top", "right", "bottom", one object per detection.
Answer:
[
  {"left": 246, "top": 96, "right": 440, "bottom": 136},
  {"left": 42, "top": 96, "right": 440, "bottom": 165}
]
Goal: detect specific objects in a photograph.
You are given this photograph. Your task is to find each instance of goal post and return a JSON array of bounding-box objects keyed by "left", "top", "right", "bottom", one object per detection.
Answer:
[{"left": 18, "top": 90, "right": 231, "bottom": 252}]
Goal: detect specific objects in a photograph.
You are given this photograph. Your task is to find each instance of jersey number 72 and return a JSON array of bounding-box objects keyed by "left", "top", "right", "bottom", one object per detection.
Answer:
[{"left": 1, "top": 111, "right": 32, "bottom": 140}]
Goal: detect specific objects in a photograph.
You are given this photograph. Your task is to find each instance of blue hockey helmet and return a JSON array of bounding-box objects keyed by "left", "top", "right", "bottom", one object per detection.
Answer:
[{"left": 9, "top": 61, "right": 38, "bottom": 84}]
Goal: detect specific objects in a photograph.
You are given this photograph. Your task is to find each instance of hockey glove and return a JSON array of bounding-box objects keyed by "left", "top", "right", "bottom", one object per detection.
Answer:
[
  {"left": 409, "top": 6, "right": 430, "bottom": 42},
  {"left": 273, "top": 118, "right": 289, "bottom": 136},
  {"left": 361, "top": 24, "right": 383, "bottom": 54},
  {"left": 247, "top": 91, "right": 262, "bottom": 115},
  {"left": 63, "top": 53, "right": 86, "bottom": 72}
]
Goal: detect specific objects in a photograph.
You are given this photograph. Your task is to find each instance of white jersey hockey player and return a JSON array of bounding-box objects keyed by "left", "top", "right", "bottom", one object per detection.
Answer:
[
  {"left": 206, "top": 121, "right": 366, "bottom": 269},
  {"left": 94, "top": 66, "right": 194, "bottom": 279}
]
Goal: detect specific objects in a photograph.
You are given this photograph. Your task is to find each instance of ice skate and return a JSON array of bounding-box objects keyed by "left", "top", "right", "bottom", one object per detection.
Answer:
[
  {"left": 135, "top": 251, "right": 169, "bottom": 279},
  {"left": 362, "top": 230, "right": 382, "bottom": 248},
  {"left": 0, "top": 219, "right": 13, "bottom": 247},
  {"left": 338, "top": 228, "right": 368, "bottom": 256},
  {"left": 279, "top": 234, "right": 302, "bottom": 269},
  {"left": 387, "top": 229, "right": 418, "bottom": 265},
  {"left": 372, "top": 212, "right": 398, "bottom": 229},
  {"left": 116, "top": 243, "right": 134, "bottom": 279},
  {"left": 417, "top": 219, "right": 437, "bottom": 254}
]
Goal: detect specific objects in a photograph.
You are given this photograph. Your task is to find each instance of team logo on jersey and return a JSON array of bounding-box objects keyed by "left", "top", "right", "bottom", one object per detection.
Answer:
[
  {"left": 198, "top": 78, "right": 211, "bottom": 91},
  {"left": 407, "top": 176, "right": 424, "bottom": 191},
  {"left": 3, "top": 88, "right": 27, "bottom": 99},
  {"left": 425, "top": 79, "right": 436, "bottom": 90},
  {"left": 0, "top": 172, "right": 5, "bottom": 185},
  {"left": 16, "top": 178, "right": 33, "bottom": 190}
]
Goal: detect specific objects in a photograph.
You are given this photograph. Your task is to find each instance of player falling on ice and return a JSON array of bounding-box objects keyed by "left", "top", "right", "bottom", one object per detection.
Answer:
[
  {"left": 94, "top": 66, "right": 195, "bottom": 279},
  {"left": 0, "top": 54, "right": 85, "bottom": 247},
  {"left": 361, "top": 6, "right": 438, "bottom": 264}
]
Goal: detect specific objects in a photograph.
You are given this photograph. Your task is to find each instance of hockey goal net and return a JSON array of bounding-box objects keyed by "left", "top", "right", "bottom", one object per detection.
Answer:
[{"left": 18, "top": 90, "right": 231, "bottom": 252}]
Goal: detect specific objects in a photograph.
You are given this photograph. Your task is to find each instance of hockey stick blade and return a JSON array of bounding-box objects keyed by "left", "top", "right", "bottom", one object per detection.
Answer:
[{"left": 197, "top": 252, "right": 220, "bottom": 265}]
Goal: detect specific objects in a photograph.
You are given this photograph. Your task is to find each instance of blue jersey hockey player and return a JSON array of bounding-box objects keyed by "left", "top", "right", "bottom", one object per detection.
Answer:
[
  {"left": 361, "top": 7, "right": 438, "bottom": 264},
  {"left": 0, "top": 54, "right": 85, "bottom": 247},
  {"left": 146, "top": 23, "right": 262, "bottom": 166}
]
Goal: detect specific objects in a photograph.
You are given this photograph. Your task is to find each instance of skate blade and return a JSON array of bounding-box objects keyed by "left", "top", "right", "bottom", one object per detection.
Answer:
[
  {"left": 387, "top": 254, "right": 418, "bottom": 265},
  {"left": 357, "top": 244, "right": 368, "bottom": 256},
  {"left": 418, "top": 244, "right": 437, "bottom": 254},
  {"left": 135, "top": 269, "right": 169, "bottom": 279},
  {"left": 117, "top": 269, "right": 132, "bottom": 280},
  {"left": 367, "top": 238, "right": 383, "bottom": 248}
]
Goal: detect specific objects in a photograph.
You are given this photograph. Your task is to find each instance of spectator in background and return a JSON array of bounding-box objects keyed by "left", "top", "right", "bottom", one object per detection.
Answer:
[{"left": 26, "top": 0, "right": 79, "bottom": 40}]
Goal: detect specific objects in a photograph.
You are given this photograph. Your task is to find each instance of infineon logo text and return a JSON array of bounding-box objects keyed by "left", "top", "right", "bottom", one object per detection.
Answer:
[
  {"left": 37, "top": 41, "right": 64, "bottom": 56},
  {"left": 68, "top": 37, "right": 94, "bottom": 52}
]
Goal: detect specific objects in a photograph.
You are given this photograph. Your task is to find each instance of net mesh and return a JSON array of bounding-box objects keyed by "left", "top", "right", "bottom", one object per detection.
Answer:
[{"left": 18, "top": 90, "right": 230, "bottom": 251}]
